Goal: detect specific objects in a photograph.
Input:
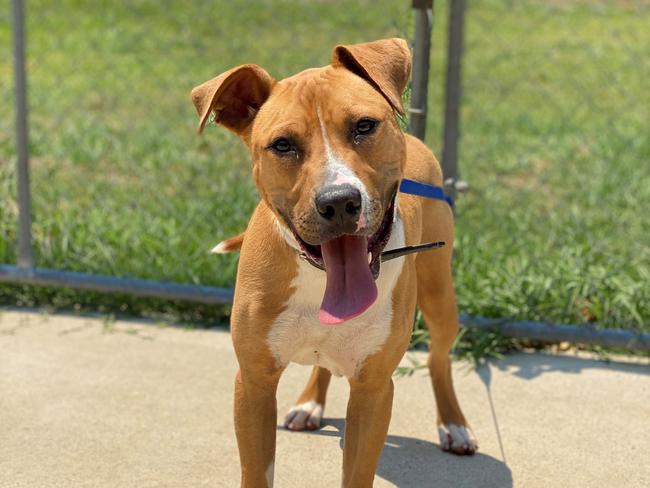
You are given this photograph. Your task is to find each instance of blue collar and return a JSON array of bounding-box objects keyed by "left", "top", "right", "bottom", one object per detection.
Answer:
[{"left": 399, "top": 178, "right": 454, "bottom": 207}]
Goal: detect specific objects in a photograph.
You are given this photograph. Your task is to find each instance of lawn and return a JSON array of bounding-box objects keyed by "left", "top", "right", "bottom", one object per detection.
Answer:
[{"left": 1, "top": 0, "right": 648, "bottom": 332}]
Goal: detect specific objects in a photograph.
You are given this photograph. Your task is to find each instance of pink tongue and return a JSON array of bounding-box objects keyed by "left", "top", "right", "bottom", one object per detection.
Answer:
[{"left": 319, "top": 235, "right": 378, "bottom": 325}]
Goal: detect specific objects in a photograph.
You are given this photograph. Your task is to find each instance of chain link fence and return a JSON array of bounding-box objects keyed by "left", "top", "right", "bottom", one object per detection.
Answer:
[
  {"left": 0, "top": 0, "right": 414, "bottom": 320},
  {"left": 1, "top": 0, "right": 648, "bottom": 349},
  {"left": 449, "top": 0, "right": 649, "bottom": 348}
]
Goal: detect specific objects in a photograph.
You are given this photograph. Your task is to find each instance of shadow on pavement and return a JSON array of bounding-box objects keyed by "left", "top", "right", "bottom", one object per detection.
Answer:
[
  {"left": 300, "top": 418, "right": 512, "bottom": 488},
  {"left": 480, "top": 352, "right": 649, "bottom": 381},
  {"left": 466, "top": 353, "right": 649, "bottom": 466}
]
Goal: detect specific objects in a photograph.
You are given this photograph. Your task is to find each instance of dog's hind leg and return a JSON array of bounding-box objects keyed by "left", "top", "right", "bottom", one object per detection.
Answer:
[
  {"left": 417, "top": 279, "right": 477, "bottom": 455},
  {"left": 415, "top": 208, "right": 477, "bottom": 455},
  {"left": 284, "top": 366, "right": 332, "bottom": 431}
]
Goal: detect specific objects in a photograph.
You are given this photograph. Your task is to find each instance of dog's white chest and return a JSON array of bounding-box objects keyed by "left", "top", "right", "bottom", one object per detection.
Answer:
[{"left": 266, "top": 220, "right": 405, "bottom": 378}]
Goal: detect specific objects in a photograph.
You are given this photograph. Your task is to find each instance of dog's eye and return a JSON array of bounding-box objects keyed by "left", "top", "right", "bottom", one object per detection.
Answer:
[
  {"left": 269, "top": 138, "right": 295, "bottom": 155},
  {"left": 356, "top": 119, "right": 376, "bottom": 134},
  {"left": 353, "top": 118, "right": 378, "bottom": 142}
]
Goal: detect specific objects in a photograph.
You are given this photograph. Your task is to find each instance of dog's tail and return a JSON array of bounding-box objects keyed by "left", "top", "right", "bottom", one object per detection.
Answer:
[{"left": 210, "top": 232, "right": 245, "bottom": 254}]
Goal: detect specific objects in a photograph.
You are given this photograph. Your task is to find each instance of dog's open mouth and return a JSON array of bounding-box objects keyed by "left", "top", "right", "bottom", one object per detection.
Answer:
[
  {"left": 295, "top": 196, "right": 395, "bottom": 279},
  {"left": 289, "top": 195, "right": 396, "bottom": 325}
]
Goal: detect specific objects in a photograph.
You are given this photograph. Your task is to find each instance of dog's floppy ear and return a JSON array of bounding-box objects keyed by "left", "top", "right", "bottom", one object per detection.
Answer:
[
  {"left": 332, "top": 38, "right": 411, "bottom": 115},
  {"left": 191, "top": 64, "right": 275, "bottom": 135}
]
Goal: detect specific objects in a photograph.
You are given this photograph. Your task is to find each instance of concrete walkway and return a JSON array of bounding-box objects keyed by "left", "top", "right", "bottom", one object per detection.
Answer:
[{"left": 1, "top": 309, "right": 648, "bottom": 488}]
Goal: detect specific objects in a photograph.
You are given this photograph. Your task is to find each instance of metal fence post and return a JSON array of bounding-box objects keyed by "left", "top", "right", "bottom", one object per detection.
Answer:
[
  {"left": 11, "top": 0, "right": 34, "bottom": 269},
  {"left": 441, "top": 0, "right": 467, "bottom": 200},
  {"left": 408, "top": 0, "right": 433, "bottom": 141}
]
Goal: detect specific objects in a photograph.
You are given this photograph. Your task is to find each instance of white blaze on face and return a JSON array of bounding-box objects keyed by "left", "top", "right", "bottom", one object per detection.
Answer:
[{"left": 316, "top": 107, "right": 371, "bottom": 231}]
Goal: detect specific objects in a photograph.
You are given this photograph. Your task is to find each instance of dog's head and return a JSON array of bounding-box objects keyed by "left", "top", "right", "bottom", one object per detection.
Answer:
[{"left": 192, "top": 39, "right": 411, "bottom": 323}]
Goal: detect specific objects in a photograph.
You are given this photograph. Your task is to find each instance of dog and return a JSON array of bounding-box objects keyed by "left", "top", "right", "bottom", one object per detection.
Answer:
[{"left": 191, "top": 38, "right": 476, "bottom": 487}]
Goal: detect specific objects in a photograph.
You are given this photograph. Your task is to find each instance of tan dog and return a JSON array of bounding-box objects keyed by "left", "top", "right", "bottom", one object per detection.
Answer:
[{"left": 192, "top": 38, "right": 476, "bottom": 487}]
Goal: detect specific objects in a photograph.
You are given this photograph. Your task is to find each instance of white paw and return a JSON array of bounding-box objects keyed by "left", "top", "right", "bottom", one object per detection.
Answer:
[
  {"left": 284, "top": 401, "right": 324, "bottom": 431},
  {"left": 438, "top": 423, "right": 478, "bottom": 455}
]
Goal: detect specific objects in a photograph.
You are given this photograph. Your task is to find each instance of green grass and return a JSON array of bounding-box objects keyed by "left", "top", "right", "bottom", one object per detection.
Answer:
[
  {"left": 1, "top": 1, "right": 648, "bottom": 334},
  {"left": 453, "top": 0, "right": 650, "bottom": 333}
]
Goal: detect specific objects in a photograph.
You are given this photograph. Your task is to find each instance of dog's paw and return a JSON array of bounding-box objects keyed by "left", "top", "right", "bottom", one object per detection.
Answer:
[
  {"left": 438, "top": 423, "right": 478, "bottom": 455},
  {"left": 284, "top": 401, "right": 324, "bottom": 431}
]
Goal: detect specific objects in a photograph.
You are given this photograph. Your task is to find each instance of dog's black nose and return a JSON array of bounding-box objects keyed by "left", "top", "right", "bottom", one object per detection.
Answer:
[{"left": 315, "top": 184, "right": 362, "bottom": 223}]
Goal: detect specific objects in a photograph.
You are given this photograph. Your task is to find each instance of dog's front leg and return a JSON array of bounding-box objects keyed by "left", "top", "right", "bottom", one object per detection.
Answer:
[
  {"left": 342, "top": 376, "right": 394, "bottom": 488},
  {"left": 233, "top": 365, "right": 282, "bottom": 488}
]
